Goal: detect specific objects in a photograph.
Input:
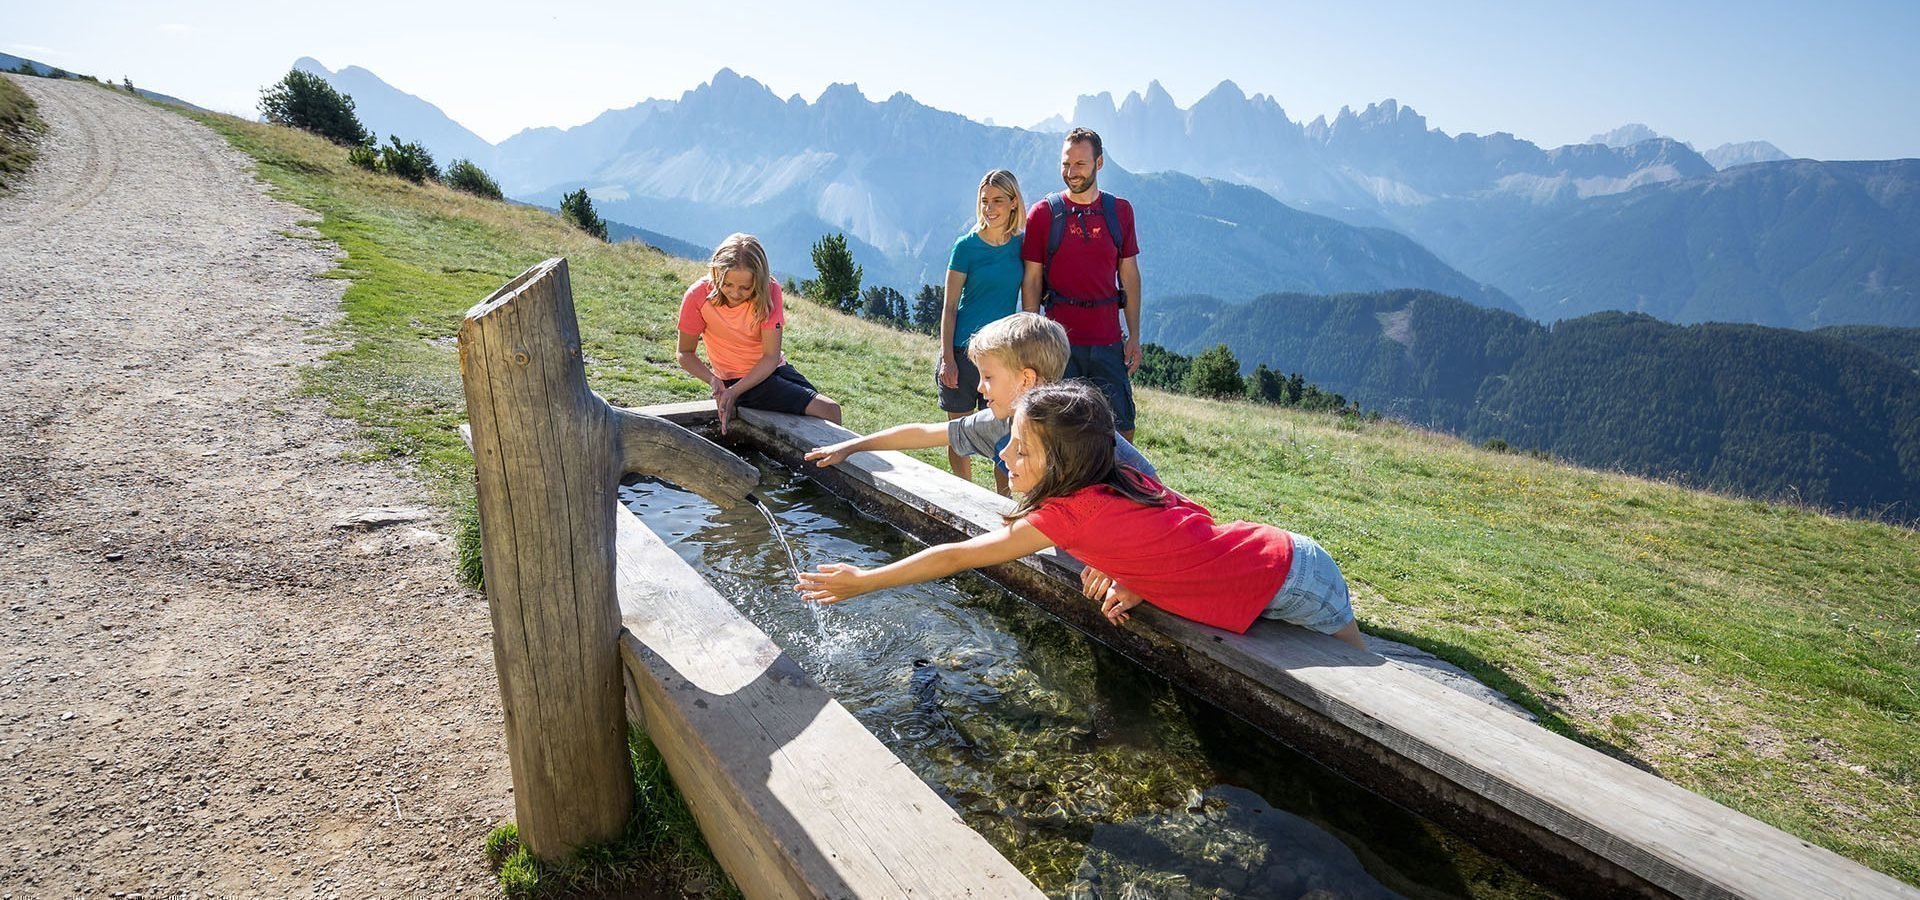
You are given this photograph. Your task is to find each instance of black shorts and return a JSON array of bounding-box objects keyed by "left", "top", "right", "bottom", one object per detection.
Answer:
[
  {"left": 727, "top": 364, "right": 820, "bottom": 416},
  {"left": 936, "top": 347, "right": 988, "bottom": 414},
  {"left": 1064, "top": 342, "right": 1136, "bottom": 431}
]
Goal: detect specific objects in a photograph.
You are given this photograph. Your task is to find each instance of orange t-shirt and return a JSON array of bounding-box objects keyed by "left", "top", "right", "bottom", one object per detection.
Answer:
[{"left": 676, "top": 278, "right": 786, "bottom": 380}]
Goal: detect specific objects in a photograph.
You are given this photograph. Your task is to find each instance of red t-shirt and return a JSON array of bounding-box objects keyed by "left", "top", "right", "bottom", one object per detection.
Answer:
[
  {"left": 1024, "top": 473, "right": 1293, "bottom": 634},
  {"left": 1020, "top": 194, "right": 1139, "bottom": 346}
]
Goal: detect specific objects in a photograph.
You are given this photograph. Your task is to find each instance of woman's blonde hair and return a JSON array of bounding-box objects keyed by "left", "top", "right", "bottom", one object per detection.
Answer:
[
  {"left": 974, "top": 169, "right": 1025, "bottom": 241},
  {"left": 1007, "top": 380, "right": 1164, "bottom": 521},
  {"left": 707, "top": 233, "right": 773, "bottom": 324}
]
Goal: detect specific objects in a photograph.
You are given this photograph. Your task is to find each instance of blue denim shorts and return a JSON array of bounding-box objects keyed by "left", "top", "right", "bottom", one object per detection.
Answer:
[
  {"left": 1260, "top": 533, "right": 1355, "bottom": 635},
  {"left": 1063, "top": 342, "right": 1136, "bottom": 431}
]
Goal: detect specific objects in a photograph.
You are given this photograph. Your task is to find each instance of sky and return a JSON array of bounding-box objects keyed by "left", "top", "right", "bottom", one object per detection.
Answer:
[{"left": 8, "top": 0, "right": 1919, "bottom": 160}]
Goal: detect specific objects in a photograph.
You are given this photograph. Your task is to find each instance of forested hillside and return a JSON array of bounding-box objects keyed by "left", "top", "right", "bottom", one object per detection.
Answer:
[{"left": 1148, "top": 293, "right": 1920, "bottom": 516}]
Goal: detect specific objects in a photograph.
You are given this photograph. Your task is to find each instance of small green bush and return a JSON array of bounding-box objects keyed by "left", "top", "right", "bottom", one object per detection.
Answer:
[
  {"left": 347, "top": 141, "right": 380, "bottom": 172},
  {"left": 379, "top": 135, "right": 439, "bottom": 184},
  {"left": 445, "top": 158, "right": 503, "bottom": 200}
]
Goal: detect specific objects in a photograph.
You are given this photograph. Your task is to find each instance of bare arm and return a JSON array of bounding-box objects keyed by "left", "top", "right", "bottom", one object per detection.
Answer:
[
  {"left": 939, "top": 269, "right": 966, "bottom": 388},
  {"left": 1119, "top": 255, "right": 1143, "bottom": 373},
  {"left": 676, "top": 331, "right": 718, "bottom": 386},
  {"left": 797, "top": 520, "right": 1055, "bottom": 603},
  {"left": 804, "top": 422, "right": 950, "bottom": 468},
  {"left": 1021, "top": 260, "right": 1044, "bottom": 312}
]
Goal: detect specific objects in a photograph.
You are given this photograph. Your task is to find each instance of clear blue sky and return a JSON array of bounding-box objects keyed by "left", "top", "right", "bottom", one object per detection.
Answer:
[{"left": 8, "top": 0, "right": 1917, "bottom": 159}]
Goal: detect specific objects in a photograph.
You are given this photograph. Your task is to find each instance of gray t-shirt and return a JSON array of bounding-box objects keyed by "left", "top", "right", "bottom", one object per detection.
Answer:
[{"left": 947, "top": 409, "right": 1158, "bottom": 477}]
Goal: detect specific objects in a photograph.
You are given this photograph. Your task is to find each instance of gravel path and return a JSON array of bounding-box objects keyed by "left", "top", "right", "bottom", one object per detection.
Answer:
[{"left": 0, "top": 75, "right": 512, "bottom": 898}]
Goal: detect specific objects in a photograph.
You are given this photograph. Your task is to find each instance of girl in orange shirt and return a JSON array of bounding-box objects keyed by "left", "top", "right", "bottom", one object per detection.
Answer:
[{"left": 676, "top": 233, "right": 842, "bottom": 433}]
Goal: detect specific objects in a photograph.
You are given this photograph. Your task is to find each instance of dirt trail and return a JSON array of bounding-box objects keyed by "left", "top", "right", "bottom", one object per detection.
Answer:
[{"left": 0, "top": 75, "right": 512, "bottom": 898}]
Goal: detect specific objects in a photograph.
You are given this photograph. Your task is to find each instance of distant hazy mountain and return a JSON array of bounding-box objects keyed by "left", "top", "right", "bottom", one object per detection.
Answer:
[
  {"left": 1702, "top": 140, "right": 1792, "bottom": 169},
  {"left": 1062, "top": 81, "right": 1920, "bottom": 328},
  {"left": 492, "top": 99, "right": 674, "bottom": 199},
  {"left": 293, "top": 57, "right": 495, "bottom": 169},
  {"left": 1462, "top": 160, "right": 1920, "bottom": 327},
  {"left": 492, "top": 69, "right": 1511, "bottom": 308},
  {"left": 1148, "top": 291, "right": 1920, "bottom": 515},
  {"left": 1585, "top": 123, "right": 1666, "bottom": 147}
]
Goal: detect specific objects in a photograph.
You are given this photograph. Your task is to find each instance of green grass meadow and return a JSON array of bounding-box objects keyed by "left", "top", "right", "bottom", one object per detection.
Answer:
[
  {"left": 0, "top": 74, "right": 48, "bottom": 191},
  {"left": 186, "top": 109, "right": 1920, "bottom": 886}
]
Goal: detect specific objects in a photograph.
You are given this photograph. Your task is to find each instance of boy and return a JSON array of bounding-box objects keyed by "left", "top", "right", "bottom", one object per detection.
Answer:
[{"left": 805, "top": 313, "right": 1155, "bottom": 490}]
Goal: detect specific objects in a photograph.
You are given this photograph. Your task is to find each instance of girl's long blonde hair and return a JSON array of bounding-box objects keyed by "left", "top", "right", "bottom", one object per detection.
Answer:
[
  {"left": 1007, "top": 380, "right": 1164, "bottom": 521},
  {"left": 707, "top": 233, "right": 774, "bottom": 324},
  {"left": 975, "top": 169, "right": 1025, "bottom": 241}
]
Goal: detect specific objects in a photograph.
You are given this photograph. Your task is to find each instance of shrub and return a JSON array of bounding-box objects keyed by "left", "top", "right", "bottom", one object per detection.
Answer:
[
  {"left": 560, "top": 188, "right": 609, "bottom": 241},
  {"left": 1135, "top": 343, "right": 1190, "bottom": 392},
  {"left": 1183, "top": 344, "right": 1245, "bottom": 399},
  {"left": 379, "top": 136, "right": 439, "bottom": 184},
  {"left": 445, "top": 158, "right": 503, "bottom": 200},
  {"left": 347, "top": 141, "right": 380, "bottom": 172},
  {"left": 258, "top": 69, "right": 369, "bottom": 146}
]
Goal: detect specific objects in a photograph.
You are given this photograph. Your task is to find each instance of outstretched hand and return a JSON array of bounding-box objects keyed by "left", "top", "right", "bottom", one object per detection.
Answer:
[
  {"left": 797, "top": 562, "right": 870, "bottom": 604},
  {"left": 804, "top": 441, "right": 856, "bottom": 468}
]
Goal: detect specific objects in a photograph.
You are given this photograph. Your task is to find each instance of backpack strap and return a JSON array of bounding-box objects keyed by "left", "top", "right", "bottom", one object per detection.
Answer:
[
  {"left": 1044, "top": 192, "right": 1069, "bottom": 266},
  {"left": 1097, "top": 192, "right": 1124, "bottom": 253}
]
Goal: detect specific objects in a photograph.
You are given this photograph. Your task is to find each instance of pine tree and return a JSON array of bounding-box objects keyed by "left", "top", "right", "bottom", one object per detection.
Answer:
[
  {"left": 807, "top": 233, "right": 862, "bottom": 312},
  {"left": 560, "top": 189, "right": 608, "bottom": 241},
  {"left": 258, "top": 69, "right": 368, "bottom": 146}
]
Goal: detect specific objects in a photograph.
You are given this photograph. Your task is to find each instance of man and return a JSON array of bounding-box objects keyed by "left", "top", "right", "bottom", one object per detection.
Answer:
[{"left": 1020, "top": 127, "right": 1142, "bottom": 441}]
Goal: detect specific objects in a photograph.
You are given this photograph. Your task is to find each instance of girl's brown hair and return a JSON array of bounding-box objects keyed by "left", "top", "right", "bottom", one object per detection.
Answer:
[
  {"left": 1008, "top": 380, "right": 1164, "bottom": 520},
  {"left": 707, "top": 232, "right": 773, "bottom": 324}
]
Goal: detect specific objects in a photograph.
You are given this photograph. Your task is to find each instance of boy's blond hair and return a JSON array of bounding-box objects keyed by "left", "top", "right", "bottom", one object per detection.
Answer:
[{"left": 966, "top": 312, "right": 1068, "bottom": 381}]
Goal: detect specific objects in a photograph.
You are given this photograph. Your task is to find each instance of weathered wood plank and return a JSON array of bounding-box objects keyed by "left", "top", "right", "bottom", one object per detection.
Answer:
[
  {"left": 614, "top": 507, "right": 1044, "bottom": 899},
  {"left": 692, "top": 404, "right": 1919, "bottom": 900}
]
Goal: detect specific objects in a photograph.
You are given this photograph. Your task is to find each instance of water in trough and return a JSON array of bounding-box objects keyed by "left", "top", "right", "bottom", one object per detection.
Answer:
[{"left": 622, "top": 456, "right": 1550, "bottom": 899}]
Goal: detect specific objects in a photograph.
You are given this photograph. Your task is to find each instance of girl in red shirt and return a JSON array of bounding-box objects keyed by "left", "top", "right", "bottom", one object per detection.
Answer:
[{"left": 798, "top": 381, "right": 1365, "bottom": 650}]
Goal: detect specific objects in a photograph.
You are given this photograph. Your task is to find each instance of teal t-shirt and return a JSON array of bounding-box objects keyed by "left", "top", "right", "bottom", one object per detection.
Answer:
[{"left": 946, "top": 231, "right": 1024, "bottom": 347}]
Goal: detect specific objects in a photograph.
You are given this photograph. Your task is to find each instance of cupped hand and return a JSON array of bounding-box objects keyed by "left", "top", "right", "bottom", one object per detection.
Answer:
[{"left": 937, "top": 354, "right": 959, "bottom": 389}]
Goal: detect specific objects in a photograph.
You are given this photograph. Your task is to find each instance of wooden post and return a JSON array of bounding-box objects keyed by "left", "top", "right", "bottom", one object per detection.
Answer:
[{"left": 458, "top": 257, "right": 756, "bottom": 859}]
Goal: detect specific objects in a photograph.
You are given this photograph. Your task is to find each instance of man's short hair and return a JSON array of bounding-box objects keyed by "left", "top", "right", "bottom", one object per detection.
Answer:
[
  {"left": 967, "top": 312, "right": 1069, "bottom": 382},
  {"left": 1064, "top": 127, "right": 1104, "bottom": 160}
]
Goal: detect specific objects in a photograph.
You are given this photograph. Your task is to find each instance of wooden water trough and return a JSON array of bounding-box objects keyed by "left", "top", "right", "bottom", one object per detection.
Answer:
[{"left": 462, "top": 258, "right": 1918, "bottom": 899}]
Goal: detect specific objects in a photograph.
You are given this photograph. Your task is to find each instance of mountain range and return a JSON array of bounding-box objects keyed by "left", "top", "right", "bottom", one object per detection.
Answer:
[{"left": 294, "top": 59, "right": 1914, "bottom": 333}]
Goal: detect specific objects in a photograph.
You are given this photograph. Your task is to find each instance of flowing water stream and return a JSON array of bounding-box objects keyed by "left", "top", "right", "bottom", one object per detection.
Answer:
[{"left": 622, "top": 457, "right": 1550, "bottom": 899}]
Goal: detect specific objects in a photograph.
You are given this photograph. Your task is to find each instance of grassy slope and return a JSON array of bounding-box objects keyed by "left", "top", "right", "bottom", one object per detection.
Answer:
[
  {"left": 0, "top": 74, "right": 48, "bottom": 190},
  {"left": 184, "top": 109, "right": 1920, "bottom": 885}
]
